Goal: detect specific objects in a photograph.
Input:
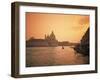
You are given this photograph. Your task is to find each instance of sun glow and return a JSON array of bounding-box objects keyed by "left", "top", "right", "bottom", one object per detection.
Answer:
[{"left": 26, "top": 12, "right": 89, "bottom": 42}]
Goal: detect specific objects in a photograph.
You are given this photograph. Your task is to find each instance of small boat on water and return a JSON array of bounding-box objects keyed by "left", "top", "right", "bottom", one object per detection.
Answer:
[{"left": 62, "top": 46, "right": 64, "bottom": 49}]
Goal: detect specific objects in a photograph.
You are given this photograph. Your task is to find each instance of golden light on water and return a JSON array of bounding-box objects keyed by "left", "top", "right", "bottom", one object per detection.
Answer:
[{"left": 26, "top": 12, "right": 89, "bottom": 42}]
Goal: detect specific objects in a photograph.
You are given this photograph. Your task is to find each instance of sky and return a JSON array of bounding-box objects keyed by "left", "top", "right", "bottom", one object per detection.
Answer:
[{"left": 26, "top": 12, "right": 89, "bottom": 43}]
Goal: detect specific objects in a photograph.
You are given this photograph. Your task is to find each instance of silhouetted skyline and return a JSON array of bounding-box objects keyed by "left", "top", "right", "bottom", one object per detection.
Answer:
[{"left": 26, "top": 12, "right": 89, "bottom": 42}]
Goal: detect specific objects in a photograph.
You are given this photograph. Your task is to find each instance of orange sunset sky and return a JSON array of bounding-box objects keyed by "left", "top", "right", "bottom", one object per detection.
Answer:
[{"left": 26, "top": 12, "right": 89, "bottom": 43}]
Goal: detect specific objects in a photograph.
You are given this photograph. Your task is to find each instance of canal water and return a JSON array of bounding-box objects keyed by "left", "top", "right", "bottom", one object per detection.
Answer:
[{"left": 26, "top": 46, "right": 89, "bottom": 67}]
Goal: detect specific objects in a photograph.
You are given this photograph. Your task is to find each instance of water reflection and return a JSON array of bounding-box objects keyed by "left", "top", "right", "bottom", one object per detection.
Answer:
[{"left": 26, "top": 46, "right": 89, "bottom": 67}]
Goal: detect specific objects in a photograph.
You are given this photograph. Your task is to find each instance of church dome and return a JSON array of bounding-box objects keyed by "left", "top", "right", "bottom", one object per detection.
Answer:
[{"left": 49, "top": 31, "right": 56, "bottom": 40}]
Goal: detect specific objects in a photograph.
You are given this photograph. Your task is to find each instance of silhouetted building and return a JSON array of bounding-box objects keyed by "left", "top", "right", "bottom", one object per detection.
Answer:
[
  {"left": 81, "top": 28, "right": 89, "bottom": 46},
  {"left": 26, "top": 30, "right": 77, "bottom": 47},
  {"left": 45, "top": 31, "right": 58, "bottom": 46},
  {"left": 26, "top": 39, "right": 49, "bottom": 47},
  {"left": 74, "top": 28, "right": 89, "bottom": 55},
  {"left": 26, "top": 31, "right": 58, "bottom": 47}
]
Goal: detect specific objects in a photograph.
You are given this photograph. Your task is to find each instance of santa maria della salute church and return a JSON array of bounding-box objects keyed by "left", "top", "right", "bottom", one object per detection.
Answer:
[
  {"left": 45, "top": 31, "right": 58, "bottom": 46},
  {"left": 26, "top": 31, "right": 59, "bottom": 47}
]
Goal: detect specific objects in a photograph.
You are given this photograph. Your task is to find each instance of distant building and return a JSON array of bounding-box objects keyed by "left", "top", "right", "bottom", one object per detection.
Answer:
[
  {"left": 26, "top": 39, "right": 49, "bottom": 47},
  {"left": 26, "top": 31, "right": 58, "bottom": 47},
  {"left": 45, "top": 31, "right": 58, "bottom": 46},
  {"left": 26, "top": 31, "right": 76, "bottom": 47}
]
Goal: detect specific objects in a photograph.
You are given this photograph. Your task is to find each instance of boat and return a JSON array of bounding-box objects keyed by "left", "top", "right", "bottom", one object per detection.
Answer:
[{"left": 62, "top": 46, "right": 64, "bottom": 49}]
